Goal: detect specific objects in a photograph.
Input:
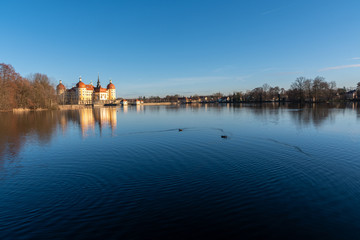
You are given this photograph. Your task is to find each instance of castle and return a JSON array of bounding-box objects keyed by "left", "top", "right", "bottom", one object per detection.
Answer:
[{"left": 56, "top": 75, "right": 116, "bottom": 104}]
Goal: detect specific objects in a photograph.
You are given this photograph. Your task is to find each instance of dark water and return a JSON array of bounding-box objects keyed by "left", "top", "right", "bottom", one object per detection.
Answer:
[{"left": 1, "top": 103, "right": 360, "bottom": 239}]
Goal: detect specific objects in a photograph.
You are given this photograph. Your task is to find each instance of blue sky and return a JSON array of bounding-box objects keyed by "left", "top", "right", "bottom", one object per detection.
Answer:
[{"left": 1, "top": 0, "right": 360, "bottom": 97}]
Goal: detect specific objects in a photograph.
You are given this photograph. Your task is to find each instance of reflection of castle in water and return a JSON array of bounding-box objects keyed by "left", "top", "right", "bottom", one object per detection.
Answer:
[
  {"left": 78, "top": 109, "right": 96, "bottom": 134},
  {"left": 57, "top": 107, "right": 118, "bottom": 136},
  {"left": 77, "top": 108, "right": 117, "bottom": 136}
]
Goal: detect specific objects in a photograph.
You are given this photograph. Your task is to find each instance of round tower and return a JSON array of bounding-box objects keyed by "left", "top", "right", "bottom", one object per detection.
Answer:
[
  {"left": 56, "top": 80, "right": 66, "bottom": 95},
  {"left": 107, "top": 79, "right": 116, "bottom": 100}
]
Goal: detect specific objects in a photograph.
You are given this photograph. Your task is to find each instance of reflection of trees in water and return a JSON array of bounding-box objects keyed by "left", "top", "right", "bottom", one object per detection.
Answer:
[
  {"left": 289, "top": 105, "right": 332, "bottom": 128},
  {"left": 287, "top": 103, "right": 356, "bottom": 128},
  {"left": 231, "top": 102, "right": 357, "bottom": 128},
  {"left": 166, "top": 102, "right": 360, "bottom": 126},
  {"left": 0, "top": 111, "right": 59, "bottom": 169},
  {"left": 232, "top": 102, "right": 285, "bottom": 124},
  {"left": 0, "top": 108, "right": 118, "bottom": 161}
]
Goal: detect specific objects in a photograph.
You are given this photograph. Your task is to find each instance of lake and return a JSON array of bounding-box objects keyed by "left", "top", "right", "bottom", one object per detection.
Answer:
[{"left": 0, "top": 103, "right": 360, "bottom": 239}]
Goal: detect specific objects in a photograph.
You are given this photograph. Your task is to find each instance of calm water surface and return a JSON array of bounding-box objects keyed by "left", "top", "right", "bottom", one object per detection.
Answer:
[{"left": 1, "top": 103, "right": 360, "bottom": 239}]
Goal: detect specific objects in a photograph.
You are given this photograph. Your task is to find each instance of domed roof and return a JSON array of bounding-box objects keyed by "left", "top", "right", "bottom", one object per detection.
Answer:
[
  {"left": 76, "top": 77, "right": 86, "bottom": 88},
  {"left": 57, "top": 83, "right": 66, "bottom": 90},
  {"left": 107, "top": 80, "right": 115, "bottom": 89},
  {"left": 107, "top": 83, "right": 115, "bottom": 89},
  {"left": 56, "top": 80, "right": 66, "bottom": 90}
]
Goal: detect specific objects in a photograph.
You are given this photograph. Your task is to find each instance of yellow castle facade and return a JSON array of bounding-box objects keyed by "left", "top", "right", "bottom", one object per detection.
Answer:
[{"left": 57, "top": 76, "right": 116, "bottom": 104}]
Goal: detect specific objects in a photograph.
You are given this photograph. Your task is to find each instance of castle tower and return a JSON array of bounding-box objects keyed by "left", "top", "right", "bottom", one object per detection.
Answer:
[
  {"left": 107, "top": 79, "right": 116, "bottom": 100},
  {"left": 56, "top": 80, "right": 66, "bottom": 95},
  {"left": 56, "top": 80, "right": 66, "bottom": 104},
  {"left": 96, "top": 73, "right": 101, "bottom": 88}
]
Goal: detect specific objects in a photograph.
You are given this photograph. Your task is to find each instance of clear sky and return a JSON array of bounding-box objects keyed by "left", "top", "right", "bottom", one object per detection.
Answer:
[{"left": 1, "top": 0, "right": 360, "bottom": 97}]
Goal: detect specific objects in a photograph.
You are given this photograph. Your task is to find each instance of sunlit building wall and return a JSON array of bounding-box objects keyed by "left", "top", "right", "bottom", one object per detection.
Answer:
[{"left": 56, "top": 76, "right": 116, "bottom": 104}]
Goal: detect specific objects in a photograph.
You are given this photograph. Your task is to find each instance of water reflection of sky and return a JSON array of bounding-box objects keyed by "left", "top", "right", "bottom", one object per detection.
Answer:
[
  {"left": 0, "top": 103, "right": 359, "bottom": 163},
  {"left": 1, "top": 103, "right": 360, "bottom": 239}
]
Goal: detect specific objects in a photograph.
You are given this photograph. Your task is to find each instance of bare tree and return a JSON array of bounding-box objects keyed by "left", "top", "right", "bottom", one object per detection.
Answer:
[
  {"left": 268, "top": 86, "right": 280, "bottom": 101},
  {"left": 290, "top": 77, "right": 306, "bottom": 102},
  {"left": 304, "top": 79, "right": 313, "bottom": 101},
  {"left": 262, "top": 83, "right": 270, "bottom": 101},
  {"left": 0, "top": 63, "right": 57, "bottom": 110}
]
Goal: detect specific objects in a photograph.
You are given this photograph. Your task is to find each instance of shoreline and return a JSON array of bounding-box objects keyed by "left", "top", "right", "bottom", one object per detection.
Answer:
[
  {"left": 2, "top": 100, "right": 357, "bottom": 113},
  {"left": 141, "top": 102, "right": 178, "bottom": 106}
]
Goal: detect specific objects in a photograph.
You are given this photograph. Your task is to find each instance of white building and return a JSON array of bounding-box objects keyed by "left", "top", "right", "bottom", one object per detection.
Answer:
[{"left": 57, "top": 76, "right": 116, "bottom": 104}]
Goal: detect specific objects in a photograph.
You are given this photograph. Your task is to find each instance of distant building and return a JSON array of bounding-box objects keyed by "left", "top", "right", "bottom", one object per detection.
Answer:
[
  {"left": 121, "top": 99, "right": 128, "bottom": 106},
  {"left": 346, "top": 90, "right": 357, "bottom": 100},
  {"left": 57, "top": 75, "right": 116, "bottom": 104},
  {"left": 219, "top": 97, "right": 230, "bottom": 103},
  {"left": 178, "top": 97, "right": 190, "bottom": 104},
  {"left": 199, "top": 96, "right": 208, "bottom": 103}
]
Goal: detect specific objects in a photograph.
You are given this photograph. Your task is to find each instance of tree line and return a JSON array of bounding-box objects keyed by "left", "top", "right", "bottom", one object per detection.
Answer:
[
  {"left": 232, "top": 77, "right": 359, "bottom": 103},
  {"left": 139, "top": 77, "right": 359, "bottom": 103},
  {"left": 0, "top": 63, "right": 57, "bottom": 111},
  {"left": 1, "top": 63, "right": 359, "bottom": 111}
]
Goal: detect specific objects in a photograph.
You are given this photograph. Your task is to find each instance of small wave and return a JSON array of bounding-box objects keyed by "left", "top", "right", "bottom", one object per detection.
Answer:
[
  {"left": 119, "top": 127, "right": 233, "bottom": 139},
  {"left": 266, "top": 138, "right": 312, "bottom": 157}
]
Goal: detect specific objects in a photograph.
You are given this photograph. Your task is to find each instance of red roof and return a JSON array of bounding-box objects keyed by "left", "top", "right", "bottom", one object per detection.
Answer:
[
  {"left": 76, "top": 81, "right": 86, "bottom": 88},
  {"left": 95, "top": 87, "right": 108, "bottom": 93},
  {"left": 107, "top": 83, "right": 115, "bottom": 89},
  {"left": 86, "top": 85, "right": 94, "bottom": 90},
  {"left": 56, "top": 83, "right": 66, "bottom": 90}
]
